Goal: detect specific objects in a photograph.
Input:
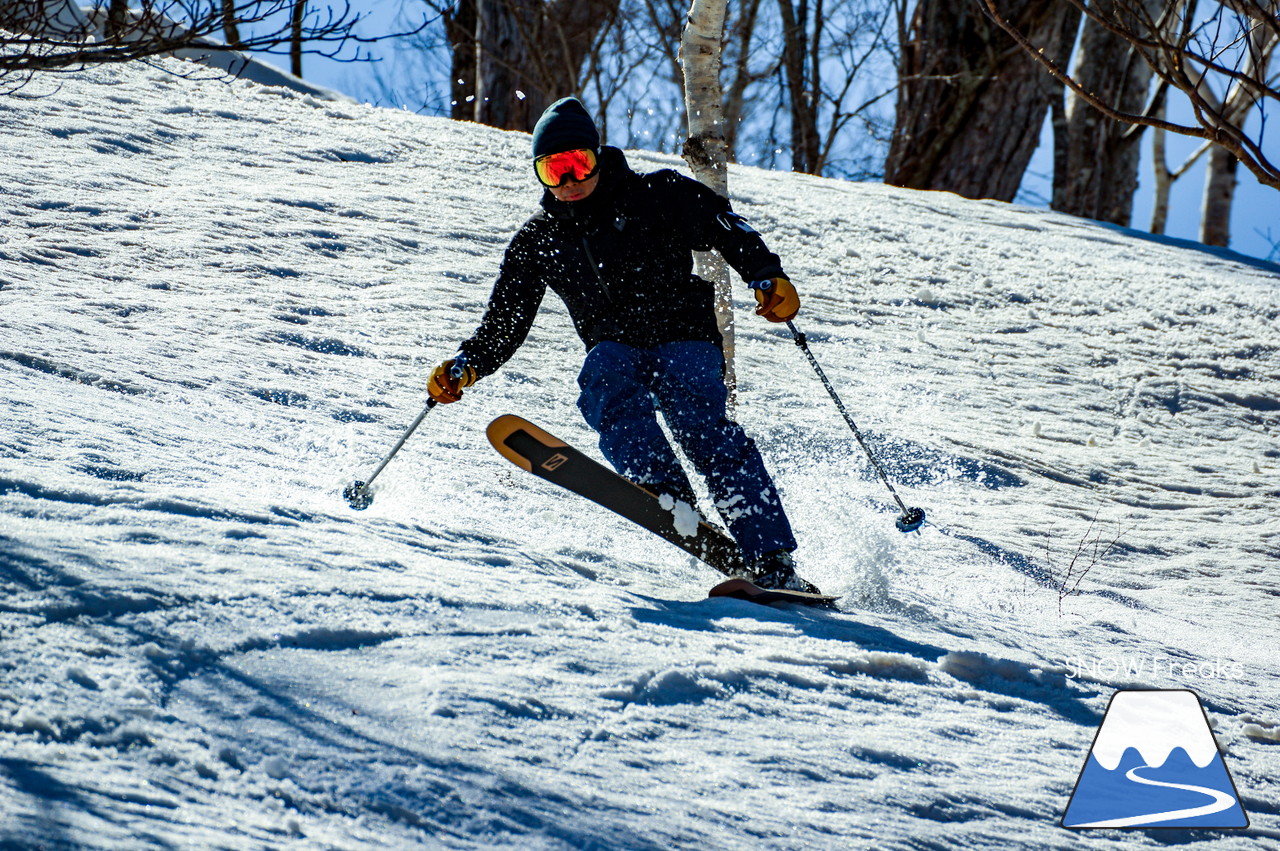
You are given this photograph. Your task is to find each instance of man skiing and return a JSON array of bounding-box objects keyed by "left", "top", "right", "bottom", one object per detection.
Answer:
[{"left": 428, "top": 97, "right": 818, "bottom": 594}]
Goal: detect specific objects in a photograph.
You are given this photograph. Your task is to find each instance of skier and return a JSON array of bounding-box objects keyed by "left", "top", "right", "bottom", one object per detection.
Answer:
[{"left": 428, "top": 97, "right": 818, "bottom": 594}]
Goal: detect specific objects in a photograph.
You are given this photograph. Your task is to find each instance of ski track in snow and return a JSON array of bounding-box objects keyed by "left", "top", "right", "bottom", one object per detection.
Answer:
[{"left": 1, "top": 59, "right": 1278, "bottom": 849}]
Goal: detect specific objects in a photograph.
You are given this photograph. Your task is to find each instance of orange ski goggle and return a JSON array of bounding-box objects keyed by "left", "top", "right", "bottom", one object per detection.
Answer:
[{"left": 534, "top": 148, "right": 599, "bottom": 187}]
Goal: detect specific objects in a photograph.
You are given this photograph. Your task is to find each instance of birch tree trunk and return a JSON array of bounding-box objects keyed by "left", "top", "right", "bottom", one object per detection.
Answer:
[
  {"left": 680, "top": 0, "right": 737, "bottom": 413},
  {"left": 1200, "top": 145, "right": 1239, "bottom": 247},
  {"left": 1150, "top": 124, "right": 1172, "bottom": 235},
  {"left": 1198, "top": 19, "right": 1277, "bottom": 247}
]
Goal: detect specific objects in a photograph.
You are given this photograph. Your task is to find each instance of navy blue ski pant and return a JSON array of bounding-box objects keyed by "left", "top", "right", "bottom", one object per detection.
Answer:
[{"left": 576, "top": 340, "right": 796, "bottom": 566}]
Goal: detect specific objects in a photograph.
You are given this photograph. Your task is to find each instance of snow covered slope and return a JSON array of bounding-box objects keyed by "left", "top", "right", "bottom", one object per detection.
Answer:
[{"left": 2, "top": 60, "right": 1278, "bottom": 849}]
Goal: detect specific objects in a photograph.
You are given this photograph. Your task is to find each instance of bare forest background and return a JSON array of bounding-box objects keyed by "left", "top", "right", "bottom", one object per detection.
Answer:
[{"left": 2, "top": 0, "right": 1277, "bottom": 260}]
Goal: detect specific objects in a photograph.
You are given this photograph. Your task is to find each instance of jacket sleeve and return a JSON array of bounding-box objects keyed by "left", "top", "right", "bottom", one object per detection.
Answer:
[
  {"left": 456, "top": 228, "right": 547, "bottom": 379},
  {"left": 653, "top": 171, "right": 787, "bottom": 283}
]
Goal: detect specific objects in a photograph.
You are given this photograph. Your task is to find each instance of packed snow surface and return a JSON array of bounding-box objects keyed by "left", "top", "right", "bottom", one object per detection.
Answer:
[{"left": 2, "top": 59, "right": 1278, "bottom": 849}]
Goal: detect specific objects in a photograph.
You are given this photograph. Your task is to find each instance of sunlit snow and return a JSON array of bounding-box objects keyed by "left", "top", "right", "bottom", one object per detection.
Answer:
[{"left": 2, "top": 58, "right": 1278, "bottom": 849}]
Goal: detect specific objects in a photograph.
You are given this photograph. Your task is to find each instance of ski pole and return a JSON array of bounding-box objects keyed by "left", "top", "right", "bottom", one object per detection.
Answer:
[
  {"left": 343, "top": 356, "right": 467, "bottom": 510},
  {"left": 783, "top": 317, "right": 926, "bottom": 533}
]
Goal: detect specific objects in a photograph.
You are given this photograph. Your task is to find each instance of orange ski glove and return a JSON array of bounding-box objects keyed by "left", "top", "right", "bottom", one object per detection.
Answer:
[
  {"left": 427, "top": 358, "right": 477, "bottom": 404},
  {"left": 751, "top": 277, "right": 800, "bottom": 322}
]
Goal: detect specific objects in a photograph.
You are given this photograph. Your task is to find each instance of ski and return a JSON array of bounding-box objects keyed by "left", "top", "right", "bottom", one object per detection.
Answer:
[
  {"left": 486, "top": 414, "right": 744, "bottom": 576},
  {"left": 707, "top": 578, "right": 840, "bottom": 609}
]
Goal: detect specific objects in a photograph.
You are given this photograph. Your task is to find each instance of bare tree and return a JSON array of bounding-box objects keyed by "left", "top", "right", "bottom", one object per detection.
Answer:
[
  {"left": 591, "top": 0, "right": 773, "bottom": 161},
  {"left": 723, "top": 0, "right": 770, "bottom": 158},
  {"left": 0, "top": 1, "right": 379, "bottom": 92},
  {"left": 1197, "top": 11, "right": 1276, "bottom": 244},
  {"left": 774, "top": 0, "right": 899, "bottom": 176},
  {"left": 563, "top": 0, "right": 895, "bottom": 176},
  {"left": 979, "top": 0, "right": 1280, "bottom": 203},
  {"left": 885, "top": 0, "right": 1080, "bottom": 201},
  {"left": 290, "top": 0, "right": 306, "bottom": 77},
  {"left": 1050, "top": 0, "right": 1163, "bottom": 226},
  {"left": 221, "top": 0, "right": 242, "bottom": 48},
  {"left": 1153, "top": 47, "right": 1276, "bottom": 246},
  {"left": 428, "top": 0, "right": 619, "bottom": 131},
  {"left": 389, "top": 0, "right": 894, "bottom": 177},
  {"left": 776, "top": 0, "right": 820, "bottom": 173}
]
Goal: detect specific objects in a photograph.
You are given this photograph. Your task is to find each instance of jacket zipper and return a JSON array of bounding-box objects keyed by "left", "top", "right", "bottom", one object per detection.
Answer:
[{"left": 579, "top": 236, "right": 613, "bottom": 303}]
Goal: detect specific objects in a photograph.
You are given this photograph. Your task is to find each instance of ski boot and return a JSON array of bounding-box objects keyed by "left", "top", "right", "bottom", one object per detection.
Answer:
[{"left": 749, "top": 550, "right": 822, "bottom": 595}]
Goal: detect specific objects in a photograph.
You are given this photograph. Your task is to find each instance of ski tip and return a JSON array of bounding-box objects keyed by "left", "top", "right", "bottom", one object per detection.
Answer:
[{"left": 486, "top": 414, "right": 567, "bottom": 473}]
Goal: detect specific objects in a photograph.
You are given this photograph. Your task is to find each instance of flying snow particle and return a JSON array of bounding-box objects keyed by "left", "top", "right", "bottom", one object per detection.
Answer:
[
  {"left": 658, "top": 493, "right": 701, "bottom": 538},
  {"left": 262, "top": 756, "right": 289, "bottom": 779}
]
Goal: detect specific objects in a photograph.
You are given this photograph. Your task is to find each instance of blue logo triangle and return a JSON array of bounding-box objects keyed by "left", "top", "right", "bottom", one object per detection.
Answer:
[{"left": 1063, "top": 689, "right": 1249, "bottom": 829}]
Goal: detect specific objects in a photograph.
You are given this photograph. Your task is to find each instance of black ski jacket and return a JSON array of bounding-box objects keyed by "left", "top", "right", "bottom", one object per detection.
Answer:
[{"left": 457, "top": 147, "right": 786, "bottom": 378}]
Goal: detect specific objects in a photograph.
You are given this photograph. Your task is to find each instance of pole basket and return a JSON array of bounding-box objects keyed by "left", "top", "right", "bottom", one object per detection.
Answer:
[{"left": 896, "top": 506, "right": 926, "bottom": 533}]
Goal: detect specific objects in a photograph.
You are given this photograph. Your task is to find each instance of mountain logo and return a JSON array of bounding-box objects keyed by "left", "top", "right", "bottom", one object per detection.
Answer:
[{"left": 1062, "top": 689, "right": 1249, "bottom": 829}]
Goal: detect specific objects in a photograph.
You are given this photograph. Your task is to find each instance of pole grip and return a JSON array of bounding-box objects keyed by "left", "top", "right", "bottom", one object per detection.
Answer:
[{"left": 449, "top": 351, "right": 469, "bottom": 380}]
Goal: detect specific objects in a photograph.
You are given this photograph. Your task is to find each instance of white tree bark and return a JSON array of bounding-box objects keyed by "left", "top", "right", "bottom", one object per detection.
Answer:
[
  {"left": 679, "top": 0, "right": 736, "bottom": 413},
  {"left": 1199, "top": 21, "right": 1277, "bottom": 247}
]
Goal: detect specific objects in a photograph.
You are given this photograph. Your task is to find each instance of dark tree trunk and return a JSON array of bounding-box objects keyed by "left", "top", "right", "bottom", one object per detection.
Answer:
[
  {"left": 885, "top": 0, "right": 1079, "bottom": 201},
  {"left": 474, "top": 0, "right": 542, "bottom": 128},
  {"left": 290, "top": 0, "right": 306, "bottom": 78},
  {"left": 445, "top": 0, "right": 477, "bottom": 121},
  {"left": 777, "top": 0, "right": 821, "bottom": 174},
  {"left": 105, "top": 0, "right": 129, "bottom": 38},
  {"left": 221, "top": 0, "right": 241, "bottom": 48},
  {"left": 453, "top": 0, "right": 619, "bottom": 132}
]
